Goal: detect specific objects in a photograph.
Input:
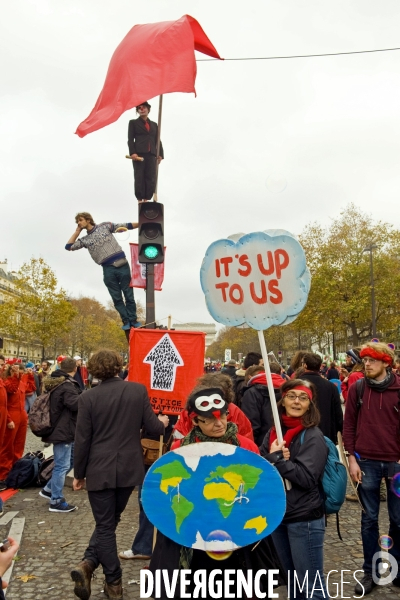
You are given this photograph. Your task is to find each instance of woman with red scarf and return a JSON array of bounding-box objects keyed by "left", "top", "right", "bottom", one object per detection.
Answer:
[
  {"left": 0, "top": 364, "right": 35, "bottom": 484},
  {"left": 260, "top": 379, "right": 328, "bottom": 600}
]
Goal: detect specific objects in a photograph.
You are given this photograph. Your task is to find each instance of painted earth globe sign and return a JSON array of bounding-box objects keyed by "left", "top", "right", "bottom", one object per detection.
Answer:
[{"left": 141, "top": 442, "right": 286, "bottom": 551}]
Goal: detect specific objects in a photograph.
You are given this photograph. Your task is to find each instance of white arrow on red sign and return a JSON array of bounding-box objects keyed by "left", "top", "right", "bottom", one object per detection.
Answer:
[{"left": 143, "top": 334, "right": 184, "bottom": 392}]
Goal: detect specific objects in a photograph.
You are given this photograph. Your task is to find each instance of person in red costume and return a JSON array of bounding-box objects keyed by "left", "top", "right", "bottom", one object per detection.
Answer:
[
  {"left": 0, "top": 363, "right": 35, "bottom": 485},
  {"left": 0, "top": 355, "right": 7, "bottom": 491},
  {"left": 173, "top": 372, "right": 254, "bottom": 442}
]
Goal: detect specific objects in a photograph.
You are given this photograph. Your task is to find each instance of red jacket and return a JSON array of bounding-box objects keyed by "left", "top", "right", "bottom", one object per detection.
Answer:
[
  {"left": 0, "top": 379, "right": 7, "bottom": 431},
  {"left": 341, "top": 371, "right": 364, "bottom": 402},
  {"left": 4, "top": 373, "right": 34, "bottom": 420},
  {"left": 174, "top": 403, "right": 254, "bottom": 441},
  {"left": 171, "top": 433, "right": 259, "bottom": 454}
]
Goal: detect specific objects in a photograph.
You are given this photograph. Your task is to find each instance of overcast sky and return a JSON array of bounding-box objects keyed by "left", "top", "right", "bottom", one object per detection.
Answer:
[{"left": 2, "top": 1, "right": 400, "bottom": 328}]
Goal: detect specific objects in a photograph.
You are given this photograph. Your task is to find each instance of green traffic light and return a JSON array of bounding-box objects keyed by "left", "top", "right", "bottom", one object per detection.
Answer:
[{"left": 144, "top": 245, "right": 159, "bottom": 260}]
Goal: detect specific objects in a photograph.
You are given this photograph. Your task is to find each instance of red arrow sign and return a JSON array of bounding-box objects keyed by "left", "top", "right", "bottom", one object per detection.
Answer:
[{"left": 128, "top": 329, "right": 205, "bottom": 415}]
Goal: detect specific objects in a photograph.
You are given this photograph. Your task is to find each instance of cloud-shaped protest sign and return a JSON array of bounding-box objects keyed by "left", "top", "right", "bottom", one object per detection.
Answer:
[{"left": 200, "top": 229, "right": 311, "bottom": 331}]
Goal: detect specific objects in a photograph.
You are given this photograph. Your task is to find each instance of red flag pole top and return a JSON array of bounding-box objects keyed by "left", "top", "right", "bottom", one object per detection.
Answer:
[{"left": 75, "top": 15, "right": 222, "bottom": 138}]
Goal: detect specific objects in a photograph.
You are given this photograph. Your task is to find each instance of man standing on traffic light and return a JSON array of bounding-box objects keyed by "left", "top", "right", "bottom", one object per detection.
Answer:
[
  {"left": 128, "top": 102, "right": 164, "bottom": 202},
  {"left": 66, "top": 212, "right": 141, "bottom": 333}
]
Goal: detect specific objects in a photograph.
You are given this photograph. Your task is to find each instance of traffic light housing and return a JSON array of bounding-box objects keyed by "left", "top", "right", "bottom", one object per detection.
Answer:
[{"left": 138, "top": 203, "right": 164, "bottom": 264}]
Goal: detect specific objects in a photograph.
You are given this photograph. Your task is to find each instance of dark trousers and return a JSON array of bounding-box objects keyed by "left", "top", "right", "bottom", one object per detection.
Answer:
[
  {"left": 102, "top": 262, "right": 137, "bottom": 325},
  {"left": 133, "top": 153, "right": 157, "bottom": 200},
  {"left": 84, "top": 487, "right": 134, "bottom": 583},
  {"left": 358, "top": 459, "right": 400, "bottom": 574},
  {"left": 132, "top": 484, "right": 153, "bottom": 556}
]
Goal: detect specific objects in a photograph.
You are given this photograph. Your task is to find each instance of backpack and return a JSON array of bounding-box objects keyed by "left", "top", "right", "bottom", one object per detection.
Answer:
[
  {"left": 5, "top": 452, "right": 44, "bottom": 489},
  {"left": 300, "top": 430, "right": 347, "bottom": 515},
  {"left": 37, "top": 456, "right": 55, "bottom": 487},
  {"left": 28, "top": 381, "right": 64, "bottom": 437}
]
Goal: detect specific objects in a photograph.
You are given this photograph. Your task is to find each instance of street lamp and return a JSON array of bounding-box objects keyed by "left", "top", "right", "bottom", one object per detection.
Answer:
[{"left": 363, "top": 243, "right": 378, "bottom": 337}]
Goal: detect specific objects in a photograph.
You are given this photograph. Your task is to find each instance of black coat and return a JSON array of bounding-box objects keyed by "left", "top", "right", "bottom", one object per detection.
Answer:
[
  {"left": 42, "top": 370, "right": 81, "bottom": 444},
  {"left": 260, "top": 426, "right": 328, "bottom": 523},
  {"left": 241, "top": 384, "right": 281, "bottom": 446},
  {"left": 74, "top": 378, "right": 165, "bottom": 491},
  {"left": 300, "top": 371, "right": 343, "bottom": 443},
  {"left": 150, "top": 532, "right": 284, "bottom": 599},
  {"left": 128, "top": 117, "right": 164, "bottom": 157}
]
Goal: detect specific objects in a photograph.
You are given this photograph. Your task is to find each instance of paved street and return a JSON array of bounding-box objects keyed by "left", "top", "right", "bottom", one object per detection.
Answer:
[{"left": 1, "top": 431, "right": 400, "bottom": 599}]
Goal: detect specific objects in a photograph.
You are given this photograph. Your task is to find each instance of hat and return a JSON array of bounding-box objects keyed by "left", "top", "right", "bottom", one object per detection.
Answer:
[
  {"left": 57, "top": 355, "right": 66, "bottom": 363},
  {"left": 228, "top": 359, "right": 236, "bottom": 366},
  {"left": 187, "top": 387, "right": 227, "bottom": 420},
  {"left": 26, "top": 362, "right": 34, "bottom": 368},
  {"left": 73, "top": 355, "right": 82, "bottom": 360},
  {"left": 136, "top": 101, "right": 151, "bottom": 110},
  {"left": 346, "top": 349, "right": 362, "bottom": 365}
]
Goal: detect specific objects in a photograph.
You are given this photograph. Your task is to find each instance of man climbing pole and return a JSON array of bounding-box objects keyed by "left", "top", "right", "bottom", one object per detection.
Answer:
[
  {"left": 128, "top": 102, "right": 164, "bottom": 202},
  {"left": 65, "top": 212, "right": 141, "bottom": 335}
]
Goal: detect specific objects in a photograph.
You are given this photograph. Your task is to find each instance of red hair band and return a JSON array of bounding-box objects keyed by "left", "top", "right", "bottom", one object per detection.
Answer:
[
  {"left": 360, "top": 347, "right": 393, "bottom": 366},
  {"left": 284, "top": 385, "right": 313, "bottom": 400}
]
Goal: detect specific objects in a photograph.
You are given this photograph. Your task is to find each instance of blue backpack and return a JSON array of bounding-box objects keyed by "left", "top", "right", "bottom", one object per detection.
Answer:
[{"left": 300, "top": 431, "right": 347, "bottom": 515}]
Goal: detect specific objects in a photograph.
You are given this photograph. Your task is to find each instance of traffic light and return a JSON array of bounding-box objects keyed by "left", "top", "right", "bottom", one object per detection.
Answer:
[{"left": 138, "top": 203, "right": 164, "bottom": 264}]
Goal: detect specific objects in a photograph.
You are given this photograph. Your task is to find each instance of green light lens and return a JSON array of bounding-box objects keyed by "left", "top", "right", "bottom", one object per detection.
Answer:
[{"left": 144, "top": 245, "right": 159, "bottom": 259}]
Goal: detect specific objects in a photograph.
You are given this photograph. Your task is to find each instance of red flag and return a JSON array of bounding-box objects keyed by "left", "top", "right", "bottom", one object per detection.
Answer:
[
  {"left": 129, "top": 243, "right": 165, "bottom": 290},
  {"left": 76, "top": 15, "right": 222, "bottom": 138}
]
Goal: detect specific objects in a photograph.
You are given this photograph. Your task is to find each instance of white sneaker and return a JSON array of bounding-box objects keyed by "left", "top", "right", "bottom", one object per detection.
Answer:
[{"left": 119, "top": 550, "right": 134, "bottom": 559}]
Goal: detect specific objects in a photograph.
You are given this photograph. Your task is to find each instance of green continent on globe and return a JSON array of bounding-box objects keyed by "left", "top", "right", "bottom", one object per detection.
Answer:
[
  {"left": 171, "top": 494, "right": 194, "bottom": 533},
  {"left": 203, "top": 464, "right": 263, "bottom": 518},
  {"left": 154, "top": 460, "right": 192, "bottom": 494}
]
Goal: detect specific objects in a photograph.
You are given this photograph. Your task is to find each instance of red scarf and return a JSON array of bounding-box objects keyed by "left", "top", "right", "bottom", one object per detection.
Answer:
[{"left": 269, "top": 414, "right": 305, "bottom": 448}]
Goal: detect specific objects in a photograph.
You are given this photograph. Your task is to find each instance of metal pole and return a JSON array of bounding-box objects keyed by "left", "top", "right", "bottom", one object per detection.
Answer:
[
  {"left": 370, "top": 249, "right": 377, "bottom": 337},
  {"left": 145, "top": 264, "right": 156, "bottom": 328},
  {"left": 153, "top": 94, "right": 163, "bottom": 202}
]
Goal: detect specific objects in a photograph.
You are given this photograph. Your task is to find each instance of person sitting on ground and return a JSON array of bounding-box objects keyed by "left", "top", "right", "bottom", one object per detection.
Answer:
[{"left": 260, "top": 379, "right": 329, "bottom": 600}]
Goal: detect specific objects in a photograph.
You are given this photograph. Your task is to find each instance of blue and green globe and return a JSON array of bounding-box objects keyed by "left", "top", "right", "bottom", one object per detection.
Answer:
[{"left": 142, "top": 442, "right": 286, "bottom": 551}]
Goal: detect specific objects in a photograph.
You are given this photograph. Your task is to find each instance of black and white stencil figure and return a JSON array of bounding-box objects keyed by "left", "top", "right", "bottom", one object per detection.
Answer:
[{"left": 144, "top": 334, "right": 184, "bottom": 391}]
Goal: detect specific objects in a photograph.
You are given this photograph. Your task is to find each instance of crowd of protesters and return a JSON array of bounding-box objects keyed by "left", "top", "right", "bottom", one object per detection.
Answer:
[{"left": 0, "top": 341, "right": 399, "bottom": 598}]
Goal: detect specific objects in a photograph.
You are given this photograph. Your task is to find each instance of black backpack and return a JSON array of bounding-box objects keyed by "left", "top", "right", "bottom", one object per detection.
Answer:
[{"left": 5, "top": 451, "right": 44, "bottom": 489}]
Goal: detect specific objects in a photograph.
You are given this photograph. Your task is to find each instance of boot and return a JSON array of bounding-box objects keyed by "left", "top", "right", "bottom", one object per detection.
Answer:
[
  {"left": 71, "top": 559, "right": 95, "bottom": 600},
  {"left": 104, "top": 577, "right": 123, "bottom": 599}
]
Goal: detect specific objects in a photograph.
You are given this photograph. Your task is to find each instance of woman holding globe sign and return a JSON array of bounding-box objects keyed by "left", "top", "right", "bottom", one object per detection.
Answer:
[
  {"left": 146, "top": 386, "right": 284, "bottom": 599},
  {"left": 260, "top": 379, "right": 329, "bottom": 600}
]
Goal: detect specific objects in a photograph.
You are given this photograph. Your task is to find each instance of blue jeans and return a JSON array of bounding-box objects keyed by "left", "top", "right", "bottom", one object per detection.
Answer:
[
  {"left": 272, "top": 517, "right": 327, "bottom": 600},
  {"left": 131, "top": 485, "right": 153, "bottom": 556},
  {"left": 25, "top": 392, "right": 37, "bottom": 413},
  {"left": 102, "top": 262, "right": 137, "bottom": 325},
  {"left": 358, "top": 458, "right": 400, "bottom": 575},
  {"left": 44, "top": 442, "right": 73, "bottom": 504}
]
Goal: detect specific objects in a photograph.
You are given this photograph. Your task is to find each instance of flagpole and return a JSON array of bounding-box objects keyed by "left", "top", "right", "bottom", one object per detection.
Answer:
[{"left": 153, "top": 94, "right": 163, "bottom": 202}]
